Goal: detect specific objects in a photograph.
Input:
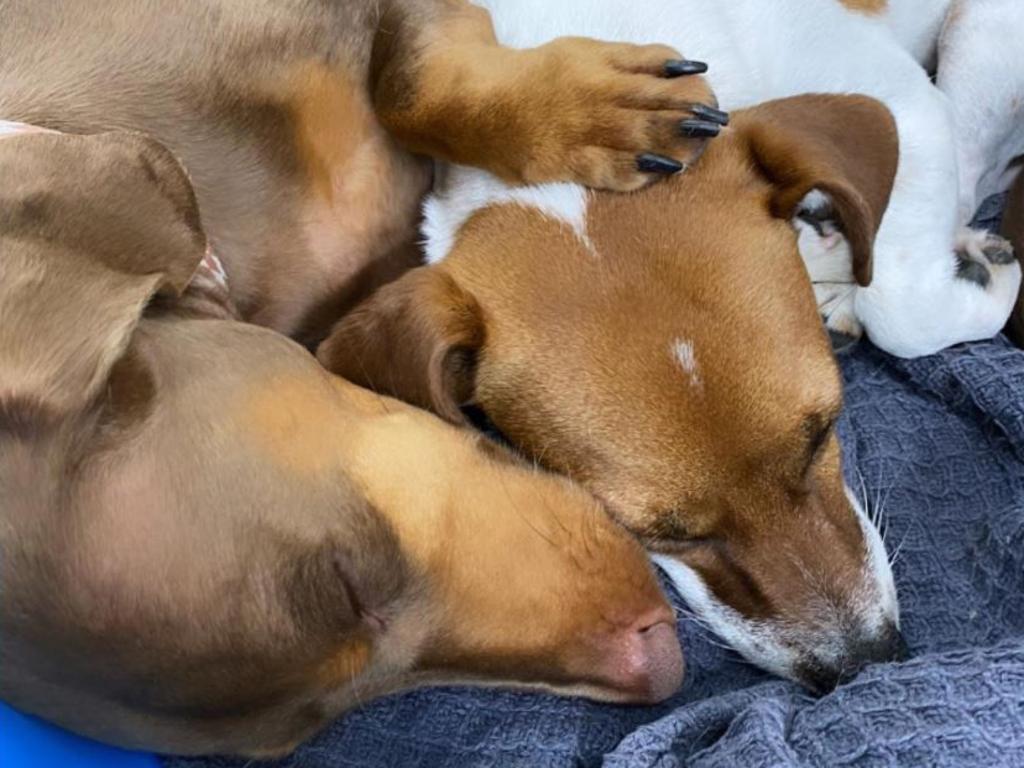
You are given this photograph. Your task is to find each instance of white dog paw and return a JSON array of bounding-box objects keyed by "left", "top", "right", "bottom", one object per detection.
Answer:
[
  {"left": 955, "top": 229, "right": 1016, "bottom": 286},
  {"left": 814, "top": 282, "right": 863, "bottom": 339},
  {"left": 796, "top": 194, "right": 863, "bottom": 341},
  {"left": 954, "top": 227, "right": 1022, "bottom": 325}
]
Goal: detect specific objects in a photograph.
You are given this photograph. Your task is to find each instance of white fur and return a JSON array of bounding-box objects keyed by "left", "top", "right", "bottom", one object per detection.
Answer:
[
  {"left": 651, "top": 554, "right": 799, "bottom": 680},
  {"left": 421, "top": 0, "right": 931, "bottom": 681},
  {"left": 671, "top": 338, "right": 702, "bottom": 389},
  {"left": 423, "top": 0, "right": 1022, "bottom": 358},
  {"left": 652, "top": 478, "right": 899, "bottom": 682},
  {"left": 876, "top": 0, "right": 953, "bottom": 68},
  {"left": 0, "top": 119, "right": 56, "bottom": 137},
  {"left": 931, "top": 0, "right": 1024, "bottom": 223},
  {"left": 848, "top": 487, "right": 900, "bottom": 633},
  {"left": 422, "top": 165, "right": 591, "bottom": 264}
]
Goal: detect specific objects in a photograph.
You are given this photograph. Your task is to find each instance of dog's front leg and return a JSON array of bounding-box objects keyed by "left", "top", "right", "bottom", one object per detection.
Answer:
[
  {"left": 935, "top": 0, "right": 1024, "bottom": 224},
  {"left": 371, "top": 0, "right": 724, "bottom": 191}
]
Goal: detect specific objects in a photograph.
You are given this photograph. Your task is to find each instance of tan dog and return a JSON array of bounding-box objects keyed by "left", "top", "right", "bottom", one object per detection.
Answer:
[
  {"left": 0, "top": 0, "right": 718, "bottom": 345},
  {"left": 320, "top": 94, "right": 907, "bottom": 692},
  {"left": 0, "top": 130, "right": 684, "bottom": 757}
]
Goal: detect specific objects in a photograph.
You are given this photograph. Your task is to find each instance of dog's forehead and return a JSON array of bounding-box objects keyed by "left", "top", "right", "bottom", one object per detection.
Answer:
[
  {"left": 428, "top": 162, "right": 829, "bottom": 368},
  {"left": 423, "top": 164, "right": 592, "bottom": 265}
]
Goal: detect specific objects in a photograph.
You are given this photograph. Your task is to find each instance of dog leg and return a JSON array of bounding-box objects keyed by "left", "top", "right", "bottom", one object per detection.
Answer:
[
  {"left": 795, "top": 191, "right": 862, "bottom": 338},
  {"left": 855, "top": 224, "right": 1021, "bottom": 357},
  {"left": 833, "top": 86, "right": 1022, "bottom": 357},
  {"left": 936, "top": 0, "right": 1024, "bottom": 224},
  {"left": 371, "top": 0, "right": 722, "bottom": 191}
]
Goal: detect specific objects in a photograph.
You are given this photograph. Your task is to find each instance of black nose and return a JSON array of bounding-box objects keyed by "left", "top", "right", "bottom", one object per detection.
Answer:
[{"left": 799, "top": 626, "right": 909, "bottom": 694}]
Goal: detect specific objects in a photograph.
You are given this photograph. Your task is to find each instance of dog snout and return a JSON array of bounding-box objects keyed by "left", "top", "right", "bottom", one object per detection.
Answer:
[
  {"left": 593, "top": 605, "right": 684, "bottom": 703},
  {"left": 800, "top": 623, "right": 909, "bottom": 694}
]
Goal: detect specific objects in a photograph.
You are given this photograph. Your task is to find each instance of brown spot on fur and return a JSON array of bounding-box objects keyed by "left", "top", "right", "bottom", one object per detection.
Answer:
[
  {"left": 316, "top": 639, "right": 374, "bottom": 690},
  {"left": 839, "top": 0, "right": 887, "bottom": 15},
  {"left": 289, "top": 68, "right": 367, "bottom": 205},
  {"left": 248, "top": 63, "right": 429, "bottom": 337},
  {"left": 235, "top": 374, "right": 349, "bottom": 477}
]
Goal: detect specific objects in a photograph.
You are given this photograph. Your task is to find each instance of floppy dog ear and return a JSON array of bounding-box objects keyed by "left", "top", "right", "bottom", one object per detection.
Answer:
[
  {"left": 736, "top": 94, "right": 899, "bottom": 286},
  {"left": 0, "top": 131, "right": 206, "bottom": 424},
  {"left": 317, "top": 267, "right": 484, "bottom": 425}
]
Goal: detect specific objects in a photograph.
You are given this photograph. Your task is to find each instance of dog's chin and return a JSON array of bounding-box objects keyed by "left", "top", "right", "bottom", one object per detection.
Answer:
[{"left": 650, "top": 491, "right": 903, "bottom": 694}]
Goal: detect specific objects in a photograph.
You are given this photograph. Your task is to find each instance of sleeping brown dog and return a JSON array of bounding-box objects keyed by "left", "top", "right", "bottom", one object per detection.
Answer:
[
  {"left": 320, "top": 94, "right": 908, "bottom": 692},
  {"left": 0, "top": 130, "right": 683, "bottom": 757},
  {"left": 0, "top": 0, "right": 718, "bottom": 344},
  {"left": 0, "top": 0, "right": 724, "bottom": 755}
]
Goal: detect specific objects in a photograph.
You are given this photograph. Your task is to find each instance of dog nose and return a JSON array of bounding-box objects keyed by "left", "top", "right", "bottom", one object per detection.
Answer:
[
  {"left": 593, "top": 606, "right": 684, "bottom": 703},
  {"left": 801, "top": 625, "right": 909, "bottom": 694}
]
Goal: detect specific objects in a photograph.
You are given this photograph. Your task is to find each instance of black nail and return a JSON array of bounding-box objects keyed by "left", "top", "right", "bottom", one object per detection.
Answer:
[
  {"left": 663, "top": 59, "right": 708, "bottom": 78},
  {"left": 679, "top": 119, "right": 721, "bottom": 139},
  {"left": 691, "top": 103, "right": 730, "bottom": 126},
  {"left": 636, "top": 153, "right": 684, "bottom": 174}
]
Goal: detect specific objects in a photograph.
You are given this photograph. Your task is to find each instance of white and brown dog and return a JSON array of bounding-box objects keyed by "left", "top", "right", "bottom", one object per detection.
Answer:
[
  {"left": 426, "top": 0, "right": 1023, "bottom": 359},
  {"left": 323, "top": 0, "right": 1022, "bottom": 690}
]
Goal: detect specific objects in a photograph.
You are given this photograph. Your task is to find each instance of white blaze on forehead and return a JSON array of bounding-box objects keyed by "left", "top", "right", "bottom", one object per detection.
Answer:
[
  {"left": 422, "top": 164, "right": 591, "bottom": 264},
  {"left": 671, "top": 338, "right": 702, "bottom": 389}
]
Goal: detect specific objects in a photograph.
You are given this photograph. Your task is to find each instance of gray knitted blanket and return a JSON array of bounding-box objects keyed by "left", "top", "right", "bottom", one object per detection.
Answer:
[{"left": 167, "top": 198, "right": 1024, "bottom": 768}]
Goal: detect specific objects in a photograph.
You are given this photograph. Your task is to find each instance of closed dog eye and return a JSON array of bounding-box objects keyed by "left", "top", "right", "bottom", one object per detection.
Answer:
[{"left": 801, "top": 412, "right": 838, "bottom": 477}]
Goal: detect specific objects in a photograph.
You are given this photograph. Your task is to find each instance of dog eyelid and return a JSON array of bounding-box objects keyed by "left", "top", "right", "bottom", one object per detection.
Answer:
[{"left": 803, "top": 414, "right": 837, "bottom": 470}]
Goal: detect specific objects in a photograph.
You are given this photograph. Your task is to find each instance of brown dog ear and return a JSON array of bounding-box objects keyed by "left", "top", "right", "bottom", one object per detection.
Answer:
[
  {"left": 735, "top": 94, "right": 899, "bottom": 286},
  {"left": 0, "top": 131, "right": 206, "bottom": 424},
  {"left": 317, "top": 267, "right": 483, "bottom": 424}
]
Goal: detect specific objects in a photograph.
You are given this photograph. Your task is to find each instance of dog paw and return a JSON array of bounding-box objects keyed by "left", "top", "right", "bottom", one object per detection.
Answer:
[
  {"left": 956, "top": 228, "right": 1016, "bottom": 272},
  {"left": 516, "top": 38, "right": 725, "bottom": 191},
  {"left": 953, "top": 227, "right": 1022, "bottom": 324},
  {"left": 815, "top": 282, "right": 863, "bottom": 339},
  {"left": 794, "top": 196, "right": 863, "bottom": 340},
  {"left": 955, "top": 228, "right": 1020, "bottom": 291}
]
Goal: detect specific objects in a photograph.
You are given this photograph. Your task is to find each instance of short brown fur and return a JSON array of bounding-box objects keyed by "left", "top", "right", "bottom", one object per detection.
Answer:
[
  {"left": 322, "top": 94, "right": 903, "bottom": 688},
  {"left": 0, "top": 130, "right": 683, "bottom": 757},
  {"left": 1, "top": 0, "right": 718, "bottom": 340}
]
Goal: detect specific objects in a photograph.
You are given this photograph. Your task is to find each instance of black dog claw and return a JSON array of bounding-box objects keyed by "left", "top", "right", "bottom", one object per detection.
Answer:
[
  {"left": 663, "top": 59, "right": 708, "bottom": 77},
  {"left": 636, "top": 153, "right": 684, "bottom": 174}
]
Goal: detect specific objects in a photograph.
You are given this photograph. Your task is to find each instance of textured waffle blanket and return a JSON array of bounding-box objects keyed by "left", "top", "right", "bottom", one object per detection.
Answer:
[{"left": 168, "top": 199, "right": 1024, "bottom": 768}]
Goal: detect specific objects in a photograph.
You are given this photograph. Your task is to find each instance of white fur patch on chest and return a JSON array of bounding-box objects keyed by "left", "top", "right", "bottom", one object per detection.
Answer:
[{"left": 422, "top": 164, "right": 591, "bottom": 264}]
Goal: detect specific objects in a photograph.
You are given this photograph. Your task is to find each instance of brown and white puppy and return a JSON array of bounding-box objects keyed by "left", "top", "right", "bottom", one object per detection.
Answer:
[
  {"left": 320, "top": 94, "right": 906, "bottom": 692},
  {"left": 0, "top": 0, "right": 718, "bottom": 345},
  {"left": 0, "top": 130, "right": 683, "bottom": 757}
]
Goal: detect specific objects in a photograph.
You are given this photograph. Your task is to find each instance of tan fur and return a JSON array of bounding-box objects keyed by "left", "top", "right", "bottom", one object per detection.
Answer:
[
  {"left": 374, "top": 1, "right": 716, "bottom": 189},
  {"left": 0, "top": 130, "right": 682, "bottom": 757},
  {"left": 839, "top": 0, "right": 888, "bottom": 15},
  {"left": 321, "top": 94, "right": 900, "bottom": 652},
  {"left": 1, "top": 0, "right": 719, "bottom": 342}
]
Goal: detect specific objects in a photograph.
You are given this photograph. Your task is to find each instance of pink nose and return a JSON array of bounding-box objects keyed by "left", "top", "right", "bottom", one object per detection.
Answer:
[{"left": 594, "top": 607, "right": 684, "bottom": 703}]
